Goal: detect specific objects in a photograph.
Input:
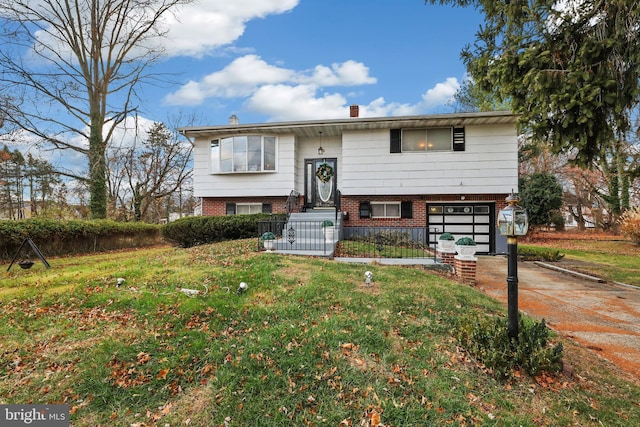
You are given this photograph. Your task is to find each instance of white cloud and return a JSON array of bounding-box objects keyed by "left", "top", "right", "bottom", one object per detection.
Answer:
[
  {"left": 420, "top": 77, "right": 460, "bottom": 109},
  {"left": 164, "top": 55, "right": 377, "bottom": 106},
  {"left": 24, "top": 0, "right": 299, "bottom": 63},
  {"left": 162, "top": 0, "right": 300, "bottom": 58},
  {"left": 243, "top": 76, "right": 460, "bottom": 122},
  {"left": 246, "top": 84, "right": 348, "bottom": 121},
  {"left": 304, "top": 61, "right": 377, "bottom": 86},
  {"left": 164, "top": 55, "right": 295, "bottom": 105}
]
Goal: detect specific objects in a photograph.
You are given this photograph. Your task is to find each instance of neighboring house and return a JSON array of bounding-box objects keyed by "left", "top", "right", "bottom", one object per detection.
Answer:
[{"left": 179, "top": 109, "right": 519, "bottom": 254}]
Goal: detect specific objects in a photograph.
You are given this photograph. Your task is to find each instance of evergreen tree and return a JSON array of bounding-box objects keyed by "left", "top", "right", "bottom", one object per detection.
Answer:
[
  {"left": 426, "top": 0, "right": 640, "bottom": 167},
  {"left": 520, "top": 172, "right": 564, "bottom": 228}
]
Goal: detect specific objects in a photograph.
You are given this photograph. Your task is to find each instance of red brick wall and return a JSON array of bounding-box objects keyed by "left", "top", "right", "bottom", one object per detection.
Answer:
[
  {"left": 340, "top": 194, "right": 509, "bottom": 227},
  {"left": 201, "top": 197, "right": 292, "bottom": 216},
  {"left": 200, "top": 193, "right": 509, "bottom": 222},
  {"left": 454, "top": 257, "right": 477, "bottom": 286}
]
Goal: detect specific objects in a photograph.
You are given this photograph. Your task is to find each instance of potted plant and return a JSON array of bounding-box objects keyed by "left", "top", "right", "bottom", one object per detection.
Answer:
[
  {"left": 455, "top": 237, "right": 477, "bottom": 258},
  {"left": 321, "top": 219, "right": 335, "bottom": 242},
  {"left": 437, "top": 232, "right": 456, "bottom": 251},
  {"left": 261, "top": 231, "right": 276, "bottom": 252}
]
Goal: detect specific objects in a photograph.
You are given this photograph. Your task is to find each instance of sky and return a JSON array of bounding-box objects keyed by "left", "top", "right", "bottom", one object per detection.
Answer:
[
  {"left": 147, "top": 0, "right": 484, "bottom": 125},
  {"left": 2, "top": 0, "right": 485, "bottom": 172}
]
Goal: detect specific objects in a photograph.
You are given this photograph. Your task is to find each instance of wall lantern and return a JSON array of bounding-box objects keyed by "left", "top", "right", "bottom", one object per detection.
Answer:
[
  {"left": 497, "top": 191, "right": 529, "bottom": 340},
  {"left": 317, "top": 131, "right": 325, "bottom": 155}
]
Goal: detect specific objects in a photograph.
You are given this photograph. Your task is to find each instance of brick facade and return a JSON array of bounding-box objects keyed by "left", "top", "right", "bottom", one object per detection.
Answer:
[{"left": 201, "top": 193, "right": 507, "bottom": 224}]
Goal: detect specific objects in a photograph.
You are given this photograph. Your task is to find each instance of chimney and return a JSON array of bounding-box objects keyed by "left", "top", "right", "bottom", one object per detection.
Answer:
[
  {"left": 229, "top": 114, "right": 239, "bottom": 125},
  {"left": 349, "top": 104, "right": 359, "bottom": 118}
]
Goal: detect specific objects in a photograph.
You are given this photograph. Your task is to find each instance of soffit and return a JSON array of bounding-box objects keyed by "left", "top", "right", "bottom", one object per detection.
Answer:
[{"left": 179, "top": 111, "right": 518, "bottom": 139}]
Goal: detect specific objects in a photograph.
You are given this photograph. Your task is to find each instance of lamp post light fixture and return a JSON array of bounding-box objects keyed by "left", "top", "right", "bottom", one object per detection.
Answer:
[{"left": 497, "top": 191, "right": 529, "bottom": 340}]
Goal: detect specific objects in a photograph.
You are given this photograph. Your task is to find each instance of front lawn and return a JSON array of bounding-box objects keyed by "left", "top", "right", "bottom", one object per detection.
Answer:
[
  {"left": 522, "top": 231, "right": 640, "bottom": 286},
  {"left": 1, "top": 240, "right": 639, "bottom": 426}
]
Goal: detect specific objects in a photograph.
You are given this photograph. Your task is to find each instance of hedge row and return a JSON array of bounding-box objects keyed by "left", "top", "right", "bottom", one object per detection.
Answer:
[
  {"left": 0, "top": 219, "right": 162, "bottom": 261},
  {"left": 161, "top": 213, "right": 285, "bottom": 247}
]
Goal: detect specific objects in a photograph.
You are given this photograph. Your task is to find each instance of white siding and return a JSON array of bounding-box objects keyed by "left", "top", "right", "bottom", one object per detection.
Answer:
[
  {"left": 191, "top": 121, "right": 518, "bottom": 198},
  {"left": 192, "top": 135, "right": 296, "bottom": 197},
  {"left": 340, "top": 123, "right": 518, "bottom": 195}
]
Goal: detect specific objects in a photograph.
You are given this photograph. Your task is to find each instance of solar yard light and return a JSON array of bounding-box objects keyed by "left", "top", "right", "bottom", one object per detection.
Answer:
[{"left": 497, "top": 191, "right": 529, "bottom": 340}]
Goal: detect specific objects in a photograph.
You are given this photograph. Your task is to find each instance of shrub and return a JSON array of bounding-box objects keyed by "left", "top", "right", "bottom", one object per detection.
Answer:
[
  {"left": 161, "top": 213, "right": 277, "bottom": 247},
  {"left": 518, "top": 246, "right": 564, "bottom": 262},
  {"left": 548, "top": 209, "right": 565, "bottom": 231},
  {"left": 456, "top": 313, "right": 563, "bottom": 380},
  {"left": 321, "top": 220, "right": 334, "bottom": 227},
  {"left": 260, "top": 231, "right": 276, "bottom": 241},
  {"left": 455, "top": 237, "right": 476, "bottom": 246},
  {"left": 0, "top": 219, "right": 161, "bottom": 260},
  {"left": 621, "top": 207, "right": 640, "bottom": 244},
  {"left": 438, "top": 232, "right": 455, "bottom": 241}
]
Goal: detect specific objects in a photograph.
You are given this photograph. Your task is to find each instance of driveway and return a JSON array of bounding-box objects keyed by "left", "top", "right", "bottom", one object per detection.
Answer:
[{"left": 475, "top": 255, "right": 640, "bottom": 380}]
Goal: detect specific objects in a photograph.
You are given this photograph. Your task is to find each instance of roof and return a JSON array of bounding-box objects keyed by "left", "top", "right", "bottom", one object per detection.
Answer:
[{"left": 178, "top": 111, "right": 518, "bottom": 139}]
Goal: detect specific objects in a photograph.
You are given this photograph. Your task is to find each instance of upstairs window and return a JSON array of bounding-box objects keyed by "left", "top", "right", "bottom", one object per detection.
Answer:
[
  {"left": 391, "top": 127, "right": 464, "bottom": 153},
  {"left": 211, "top": 135, "right": 276, "bottom": 173},
  {"left": 403, "top": 128, "right": 452, "bottom": 152}
]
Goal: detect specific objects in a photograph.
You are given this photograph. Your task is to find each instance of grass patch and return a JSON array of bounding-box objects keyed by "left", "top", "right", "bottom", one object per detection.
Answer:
[
  {"left": 521, "top": 238, "right": 640, "bottom": 286},
  {"left": 1, "top": 239, "right": 639, "bottom": 426}
]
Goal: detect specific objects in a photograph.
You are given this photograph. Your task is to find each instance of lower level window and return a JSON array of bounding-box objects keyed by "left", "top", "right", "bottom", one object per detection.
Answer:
[
  {"left": 371, "top": 202, "right": 400, "bottom": 218},
  {"left": 236, "top": 203, "right": 263, "bottom": 215}
]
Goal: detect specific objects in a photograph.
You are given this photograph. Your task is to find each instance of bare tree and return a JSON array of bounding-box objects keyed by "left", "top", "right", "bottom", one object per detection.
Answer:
[
  {"left": 123, "top": 121, "right": 192, "bottom": 222},
  {"left": 0, "top": 0, "right": 190, "bottom": 219}
]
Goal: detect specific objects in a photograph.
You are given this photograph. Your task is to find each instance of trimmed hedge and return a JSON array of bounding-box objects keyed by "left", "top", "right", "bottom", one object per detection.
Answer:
[
  {"left": 518, "top": 245, "right": 565, "bottom": 262},
  {"left": 0, "top": 219, "right": 162, "bottom": 261},
  {"left": 161, "top": 213, "right": 285, "bottom": 247}
]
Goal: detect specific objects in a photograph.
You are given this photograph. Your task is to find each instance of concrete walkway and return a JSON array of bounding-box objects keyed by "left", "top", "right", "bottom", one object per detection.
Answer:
[{"left": 475, "top": 255, "right": 640, "bottom": 380}]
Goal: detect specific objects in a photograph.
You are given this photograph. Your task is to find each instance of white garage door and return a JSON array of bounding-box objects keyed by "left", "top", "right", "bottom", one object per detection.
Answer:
[{"left": 427, "top": 203, "right": 495, "bottom": 254}]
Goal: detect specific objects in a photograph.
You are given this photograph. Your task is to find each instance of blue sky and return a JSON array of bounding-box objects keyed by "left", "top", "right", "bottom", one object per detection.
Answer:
[{"left": 149, "top": 0, "right": 484, "bottom": 125}]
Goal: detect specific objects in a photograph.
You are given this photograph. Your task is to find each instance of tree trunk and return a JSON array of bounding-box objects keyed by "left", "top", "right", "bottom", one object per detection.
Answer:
[{"left": 88, "top": 117, "right": 107, "bottom": 219}]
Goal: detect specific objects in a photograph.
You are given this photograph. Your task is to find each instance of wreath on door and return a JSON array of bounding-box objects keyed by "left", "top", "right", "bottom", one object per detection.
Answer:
[{"left": 316, "top": 163, "right": 334, "bottom": 183}]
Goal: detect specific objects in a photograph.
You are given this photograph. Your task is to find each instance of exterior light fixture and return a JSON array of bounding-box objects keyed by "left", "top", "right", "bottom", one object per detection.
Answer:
[
  {"left": 364, "top": 271, "right": 373, "bottom": 286},
  {"left": 497, "top": 191, "right": 529, "bottom": 340},
  {"left": 237, "top": 281, "right": 248, "bottom": 295},
  {"left": 317, "top": 131, "right": 325, "bottom": 155}
]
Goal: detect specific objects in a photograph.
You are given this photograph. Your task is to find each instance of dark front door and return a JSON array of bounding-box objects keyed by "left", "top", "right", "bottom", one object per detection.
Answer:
[{"left": 304, "top": 158, "right": 337, "bottom": 208}]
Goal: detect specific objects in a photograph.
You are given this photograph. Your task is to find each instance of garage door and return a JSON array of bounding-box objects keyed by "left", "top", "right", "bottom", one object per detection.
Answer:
[{"left": 427, "top": 203, "right": 495, "bottom": 254}]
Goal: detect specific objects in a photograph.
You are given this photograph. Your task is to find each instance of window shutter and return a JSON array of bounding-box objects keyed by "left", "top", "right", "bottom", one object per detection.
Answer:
[
  {"left": 261, "top": 203, "right": 272, "bottom": 213},
  {"left": 453, "top": 127, "right": 465, "bottom": 151},
  {"left": 225, "top": 202, "right": 236, "bottom": 215},
  {"left": 400, "top": 201, "right": 413, "bottom": 219},
  {"left": 390, "top": 129, "right": 401, "bottom": 153},
  {"left": 359, "top": 201, "right": 371, "bottom": 218}
]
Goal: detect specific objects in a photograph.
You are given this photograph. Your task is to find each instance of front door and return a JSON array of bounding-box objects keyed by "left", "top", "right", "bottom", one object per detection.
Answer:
[{"left": 304, "top": 158, "right": 337, "bottom": 208}]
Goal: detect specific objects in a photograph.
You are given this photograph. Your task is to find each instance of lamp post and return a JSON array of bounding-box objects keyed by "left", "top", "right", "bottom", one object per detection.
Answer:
[{"left": 497, "top": 192, "right": 529, "bottom": 340}]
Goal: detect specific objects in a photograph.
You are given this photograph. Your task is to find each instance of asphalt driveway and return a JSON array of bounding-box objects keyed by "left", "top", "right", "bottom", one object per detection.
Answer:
[{"left": 475, "top": 255, "right": 640, "bottom": 380}]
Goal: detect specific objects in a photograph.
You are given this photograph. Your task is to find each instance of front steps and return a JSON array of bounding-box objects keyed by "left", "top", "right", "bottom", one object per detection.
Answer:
[{"left": 270, "top": 209, "right": 340, "bottom": 256}]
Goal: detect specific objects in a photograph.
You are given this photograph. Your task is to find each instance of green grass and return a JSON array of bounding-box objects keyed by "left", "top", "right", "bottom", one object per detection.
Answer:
[
  {"left": 521, "top": 238, "right": 640, "bottom": 286},
  {"left": 1, "top": 240, "right": 639, "bottom": 426}
]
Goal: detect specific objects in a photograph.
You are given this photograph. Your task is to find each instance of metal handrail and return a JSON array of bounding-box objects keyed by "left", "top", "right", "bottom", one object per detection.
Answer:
[{"left": 285, "top": 190, "right": 300, "bottom": 219}]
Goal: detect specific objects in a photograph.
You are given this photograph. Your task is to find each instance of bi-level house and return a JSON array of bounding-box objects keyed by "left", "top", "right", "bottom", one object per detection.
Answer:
[{"left": 179, "top": 108, "right": 519, "bottom": 255}]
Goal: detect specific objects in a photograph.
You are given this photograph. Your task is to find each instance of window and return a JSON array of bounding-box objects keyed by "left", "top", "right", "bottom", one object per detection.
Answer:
[
  {"left": 371, "top": 202, "right": 401, "bottom": 218},
  {"left": 236, "top": 203, "right": 263, "bottom": 215},
  {"left": 211, "top": 135, "right": 276, "bottom": 173},
  {"left": 402, "top": 128, "right": 452, "bottom": 152},
  {"left": 391, "top": 127, "right": 464, "bottom": 153}
]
